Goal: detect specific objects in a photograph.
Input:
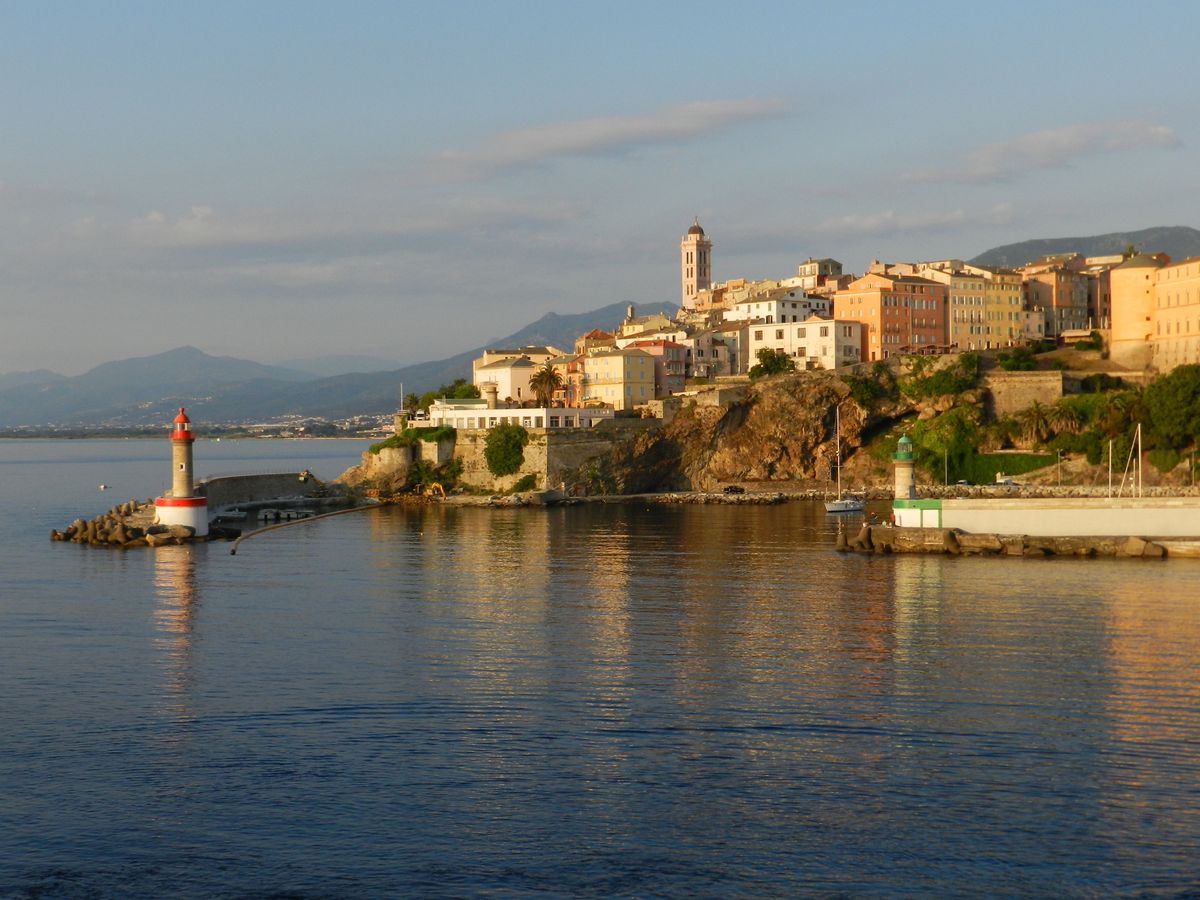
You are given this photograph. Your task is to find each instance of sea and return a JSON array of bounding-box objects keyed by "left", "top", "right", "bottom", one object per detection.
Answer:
[{"left": 1, "top": 438, "right": 1198, "bottom": 898}]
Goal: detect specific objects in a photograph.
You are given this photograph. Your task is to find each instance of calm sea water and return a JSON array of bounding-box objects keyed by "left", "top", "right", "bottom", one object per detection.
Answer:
[{"left": 1, "top": 439, "right": 1198, "bottom": 898}]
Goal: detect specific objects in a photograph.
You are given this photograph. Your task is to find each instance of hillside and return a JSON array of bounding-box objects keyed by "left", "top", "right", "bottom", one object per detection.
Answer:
[{"left": 970, "top": 225, "right": 1200, "bottom": 268}]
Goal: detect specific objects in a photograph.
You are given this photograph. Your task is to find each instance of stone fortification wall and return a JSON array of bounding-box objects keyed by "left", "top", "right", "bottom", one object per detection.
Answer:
[
  {"left": 454, "top": 421, "right": 657, "bottom": 492},
  {"left": 200, "top": 473, "right": 326, "bottom": 510},
  {"left": 983, "top": 371, "right": 1064, "bottom": 417}
]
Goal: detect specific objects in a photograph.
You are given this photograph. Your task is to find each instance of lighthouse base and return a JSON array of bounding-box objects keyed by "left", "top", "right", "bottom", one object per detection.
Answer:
[{"left": 154, "top": 496, "right": 209, "bottom": 537}]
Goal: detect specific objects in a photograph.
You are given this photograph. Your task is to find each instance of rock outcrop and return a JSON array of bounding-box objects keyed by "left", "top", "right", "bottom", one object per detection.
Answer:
[{"left": 571, "top": 371, "right": 914, "bottom": 493}]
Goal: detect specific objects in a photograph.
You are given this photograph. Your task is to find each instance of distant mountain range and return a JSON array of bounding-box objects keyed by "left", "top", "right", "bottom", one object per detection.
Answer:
[
  {"left": 970, "top": 225, "right": 1200, "bottom": 268},
  {"left": 0, "top": 302, "right": 669, "bottom": 428}
]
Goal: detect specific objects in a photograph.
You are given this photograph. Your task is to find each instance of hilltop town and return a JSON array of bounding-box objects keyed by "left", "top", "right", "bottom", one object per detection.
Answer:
[{"left": 344, "top": 221, "right": 1200, "bottom": 497}]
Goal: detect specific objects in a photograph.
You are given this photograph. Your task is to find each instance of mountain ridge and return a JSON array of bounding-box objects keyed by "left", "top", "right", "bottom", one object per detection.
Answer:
[
  {"left": 970, "top": 225, "right": 1200, "bottom": 268},
  {"left": 0, "top": 302, "right": 670, "bottom": 427}
]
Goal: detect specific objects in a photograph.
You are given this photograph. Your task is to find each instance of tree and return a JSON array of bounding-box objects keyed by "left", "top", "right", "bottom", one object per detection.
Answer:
[
  {"left": 529, "top": 364, "right": 563, "bottom": 407},
  {"left": 1049, "top": 401, "right": 1082, "bottom": 436},
  {"left": 418, "top": 378, "right": 480, "bottom": 411},
  {"left": 484, "top": 422, "right": 529, "bottom": 477},
  {"left": 1145, "top": 364, "right": 1200, "bottom": 449},
  {"left": 749, "top": 348, "right": 795, "bottom": 379},
  {"left": 1017, "top": 400, "right": 1052, "bottom": 446}
]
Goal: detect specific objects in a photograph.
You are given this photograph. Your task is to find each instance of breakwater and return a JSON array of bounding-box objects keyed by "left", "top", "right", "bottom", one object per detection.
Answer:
[{"left": 834, "top": 523, "right": 1194, "bottom": 558}]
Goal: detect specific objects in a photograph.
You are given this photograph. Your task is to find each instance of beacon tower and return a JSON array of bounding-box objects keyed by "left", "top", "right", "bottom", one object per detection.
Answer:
[
  {"left": 680, "top": 219, "right": 712, "bottom": 310},
  {"left": 154, "top": 407, "right": 209, "bottom": 536}
]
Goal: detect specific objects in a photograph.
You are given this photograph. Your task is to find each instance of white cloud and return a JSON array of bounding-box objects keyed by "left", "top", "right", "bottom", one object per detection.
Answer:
[
  {"left": 907, "top": 122, "right": 1180, "bottom": 185},
  {"left": 807, "top": 204, "right": 1013, "bottom": 238},
  {"left": 433, "top": 98, "right": 788, "bottom": 179},
  {"left": 123, "top": 195, "right": 584, "bottom": 252}
]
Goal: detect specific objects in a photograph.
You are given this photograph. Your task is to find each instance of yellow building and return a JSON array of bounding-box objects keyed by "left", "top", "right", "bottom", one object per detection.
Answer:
[
  {"left": 917, "top": 265, "right": 987, "bottom": 350},
  {"left": 963, "top": 264, "right": 1025, "bottom": 347},
  {"left": 581, "top": 348, "right": 655, "bottom": 411},
  {"left": 1151, "top": 257, "right": 1200, "bottom": 371}
]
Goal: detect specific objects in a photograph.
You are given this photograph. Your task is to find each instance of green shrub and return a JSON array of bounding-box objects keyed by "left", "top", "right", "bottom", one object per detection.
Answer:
[
  {"left": 417, "top": 378, "right": 480, "bottom": 411},
  {"left": 369, "top": 426, "right": 456, "bottom": 454},
  {"left": 1147, "top": 448, "right": 1181, "bottom": 473},
  {"left": 962, "top": 453, "right": 1055, "bottom": 484},
  {"left": 484, "top": 422, "right": 529, "bottom": 476},
  {"left": 511, "top": 473, "right": 538, "bottom": 492},
  {"left": 1080, "top": 373, "right": 1123, "bottom": 393},
  {"left": 749, "top": 348, "right": 795, "bottom": 379},
  {"left": 369, "top": 432, "right": 417, "bottom": 454},
  {"left": 900, "top": 353, "right": 978, "bottom": 400},
  {"left": 997, "top": 346, "right": 1036, "bottom": 371}
]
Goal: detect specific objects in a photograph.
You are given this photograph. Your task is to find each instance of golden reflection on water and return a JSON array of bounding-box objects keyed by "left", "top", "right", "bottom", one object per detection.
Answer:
[
  {"left": 1101, "top": 576, "right": 1200, "bottom": 840},
  {"left": 152, "top": 546, "right": 198, "bottom": 723}
]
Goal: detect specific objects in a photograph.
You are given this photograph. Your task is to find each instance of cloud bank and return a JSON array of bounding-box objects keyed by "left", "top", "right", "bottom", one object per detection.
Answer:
[
  {"left": 908, "top": 121, "right": 1180, "bottom": 184},
  {"left": 434, "top": 98, "right": 788, "bottom": 179}
]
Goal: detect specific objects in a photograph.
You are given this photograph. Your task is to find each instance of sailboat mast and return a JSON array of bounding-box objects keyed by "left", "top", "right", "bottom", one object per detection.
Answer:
[{"left": 835, "top": 405, "right": 842, "bottom": 498}]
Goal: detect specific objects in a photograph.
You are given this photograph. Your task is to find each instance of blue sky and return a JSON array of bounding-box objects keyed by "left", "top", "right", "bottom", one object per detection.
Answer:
[{"left": 3, "top": 1, "right": 1198, "bottom": 374}]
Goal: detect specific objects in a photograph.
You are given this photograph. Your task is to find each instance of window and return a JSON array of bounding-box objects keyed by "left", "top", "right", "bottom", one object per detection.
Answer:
[
  {"left": 820, "top": 326, "right": 829, "bottom": 337},
  {"left": 754, "top": 330, "right": 763, "bottom": 340},
  {"left": 776, "top": 329, "right": 784, "bottom": 340}
]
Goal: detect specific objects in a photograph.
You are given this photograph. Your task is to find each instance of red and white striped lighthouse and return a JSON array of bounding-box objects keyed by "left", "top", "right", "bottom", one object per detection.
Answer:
[{"left": 154, "top": 407, "right": 209, "bottom": 537}]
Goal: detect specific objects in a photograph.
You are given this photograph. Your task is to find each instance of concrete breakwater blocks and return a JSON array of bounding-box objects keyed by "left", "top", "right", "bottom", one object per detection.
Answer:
[
  {"left": 836, "top": 524, "right": 1174, "bottom": 559},
  {"left": 49, "top": 499, "right": 229, "bottom": 548}
]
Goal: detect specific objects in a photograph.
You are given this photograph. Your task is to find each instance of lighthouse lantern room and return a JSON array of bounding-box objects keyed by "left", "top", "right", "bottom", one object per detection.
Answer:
[{"left": 154, "top": 407, "right": 209, "bottom": 537}]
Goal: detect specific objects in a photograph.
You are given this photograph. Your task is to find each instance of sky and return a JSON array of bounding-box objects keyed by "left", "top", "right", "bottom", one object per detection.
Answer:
[{"left": 3, "top": 0, "right": 1199, "bottom": 375}]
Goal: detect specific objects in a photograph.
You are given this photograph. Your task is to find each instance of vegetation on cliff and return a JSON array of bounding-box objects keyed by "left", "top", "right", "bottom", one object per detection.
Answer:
[
  {"left": 484, "top": 422, "right": 529, "bottom": 477},
  {"left": 369, "top": 426, "right": 456, "bottom": 454}
]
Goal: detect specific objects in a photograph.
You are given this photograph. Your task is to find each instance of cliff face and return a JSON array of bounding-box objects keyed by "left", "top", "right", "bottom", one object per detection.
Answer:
[{"left": 575, "top": 372, "right": 914, "bottom": 493}]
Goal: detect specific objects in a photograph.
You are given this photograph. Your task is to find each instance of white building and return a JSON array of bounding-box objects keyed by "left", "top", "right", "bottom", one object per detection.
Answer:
[
  {"left": 724, "top": 290, "right": 831, "bottom": 324},
  {"left": 429, "top": 398, "right": 614, "bottom": 430},
  {"left": 746, "top": 314, "right": 862, "bottom": 371}
]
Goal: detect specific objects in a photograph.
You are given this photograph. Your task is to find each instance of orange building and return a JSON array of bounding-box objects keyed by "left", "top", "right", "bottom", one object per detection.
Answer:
[
  {"left": 832, "top": 273, "right": 949, "bottom": 361},
  {"left": 1109, "top": 254, "right": 1163, "bottom": 368}
]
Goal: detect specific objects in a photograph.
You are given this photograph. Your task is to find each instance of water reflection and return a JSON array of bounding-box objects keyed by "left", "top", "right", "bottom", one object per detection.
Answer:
[{"left": 152, "top": 546, "right": 198, "bottom": 722}]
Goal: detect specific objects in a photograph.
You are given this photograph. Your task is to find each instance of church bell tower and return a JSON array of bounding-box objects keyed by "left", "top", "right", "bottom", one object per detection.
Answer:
[{"left": 680, "top": 219, "right": 712, "bottom": 310}]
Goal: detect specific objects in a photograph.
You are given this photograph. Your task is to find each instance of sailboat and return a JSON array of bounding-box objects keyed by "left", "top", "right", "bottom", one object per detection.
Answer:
[{"left": 824, "top": 405, "right": 865, "bottom": 514}]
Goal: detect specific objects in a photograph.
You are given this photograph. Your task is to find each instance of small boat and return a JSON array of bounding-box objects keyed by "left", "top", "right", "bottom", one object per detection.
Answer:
[
  {"left": 219, "top": 508, "right": 247, "bottom": 522},
  {"left": 98, "top": 484, "right": 110, "bottom": 491},
  {"left": 825, "top": 404, "right": 865, "bottom": 514}
]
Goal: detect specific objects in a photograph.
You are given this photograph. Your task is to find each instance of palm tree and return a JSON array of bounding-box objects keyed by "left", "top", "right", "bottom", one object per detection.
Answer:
[
  {"left": 1018, "top": 400, "right": 1052, "bottom": 446},
  {"left": 529, "top": 364, "right": 563, "bottom": 407},
  {"left": 1049, "top": 401, "right": 1082, "bottom": 436}
]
